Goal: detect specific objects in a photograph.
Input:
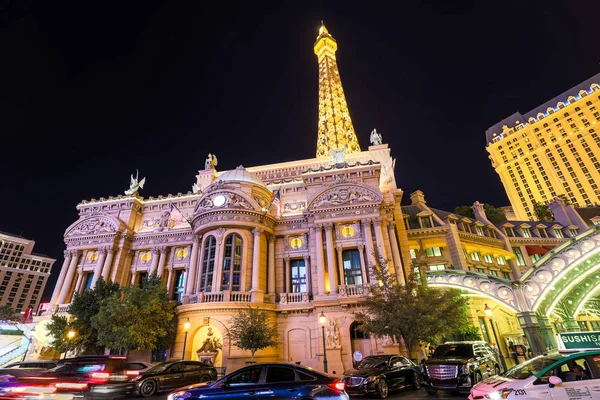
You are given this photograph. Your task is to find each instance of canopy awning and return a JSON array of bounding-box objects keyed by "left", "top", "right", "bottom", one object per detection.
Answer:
[
  {"left": 462, "top": 243, "right": 515, "bottom": 260},
  {"left": 526, "top": 245, "right": 553, "bottom": 256}
]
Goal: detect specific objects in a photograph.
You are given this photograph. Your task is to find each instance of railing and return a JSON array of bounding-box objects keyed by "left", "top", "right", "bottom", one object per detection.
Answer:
[
  {"left": 0, "top": 337, "right": 29, "bottom": 367},
  {"left": 338, "top": 284, "right": 372, "bottom": 297},
  {"left": 188, "top": 291, "right": 252, "bottom": 304},
  {"left": 279, "top": 292, "right": 309, "bottom": 304}
]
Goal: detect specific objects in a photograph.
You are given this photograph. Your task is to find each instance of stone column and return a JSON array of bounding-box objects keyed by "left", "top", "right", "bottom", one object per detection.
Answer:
[
  {"left": 91, "top": 248, "right": 107, "bottom": 288},
  {"left": 517, "top": 311, "right": 547, "bottom": 356},
  {"left": 357, "top": 244, "right": 368, "bottom": 283},
  {"left": 303, "top": 255, "right": 312, "bottom": 297},
  {"left": 336, "top": 245, "right": 345, "bottom": 287},
  {"left": 314, "top": 225, "right": 326, "bottom": 296},
  {"left": 361, "top": 219, "right": 375, "bottom": 269},
  {"left": 251, "top": 228, "right": 264, "bottom": 296},
  {"left": 58, "top": 250, "right": 80, "bottom": 304},
  {"left": 185, "top": 237, "right": 201, "bottom": 295},
  {"left": 149, "top": 248, "right": 160, "bottom": 276},
  {"left": 268, "top": 236, "right": 276, "bottom": 295},
  {"left": 166, "top": 266, "right": 175, "bottom": 299},
  {"left": 101, "top": 247, "right": 115, "bottom": 282},
  {"left": 118, "top": 250, "right": 134, "bottom": 287},
  {"left": 74, "top": 267, "right": 84, "bottom": 295},
  {"left": 50, "top": 250, "right": 72, "bottom": 304},
  {"left": 373, "top": 218, "right": 388, "bottom": 262},
  {"left": 284, "top": 257, "right": 291, "bottom": 293},
  {"left": 324, "top": 223, "right": 338, "bottom": 294},
  {"left": 130, "top": 267, "right": 137, "bottom": 285},
  {"left": 156, "top": 247, "right": 168, "bottom": 278},
  {"left": 537, "top": 315, "right": 557, "bottom": 352},
  {"left": 387, "top": 221, "right": 404, "bottom": 284}
]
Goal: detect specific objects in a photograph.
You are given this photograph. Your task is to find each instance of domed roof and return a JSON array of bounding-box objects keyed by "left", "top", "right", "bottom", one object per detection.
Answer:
[{"left": 214, "top": 166, "right": 266, "bottom": 187}]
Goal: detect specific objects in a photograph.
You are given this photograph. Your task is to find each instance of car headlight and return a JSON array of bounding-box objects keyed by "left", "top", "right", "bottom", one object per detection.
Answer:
[
  {"left": 167, "top": 391, "right": 193, "bottom": 400},
  {"left": 485, "top": 389, "right": 512, "bottom": 399}
]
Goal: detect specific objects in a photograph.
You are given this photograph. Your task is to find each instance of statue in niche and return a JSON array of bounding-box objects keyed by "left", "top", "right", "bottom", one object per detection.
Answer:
[
  {"left": 159, "top": 211, "right": 170, "bottom": 228},
  {"left": 205, "top": 153, "right": 218, "bottom": 170},
  {"left": 326, "top": 319, "right": 341, "bottom": 348},
  {"left": 370, "top": 129, "right": 383, "bottom": 146}
]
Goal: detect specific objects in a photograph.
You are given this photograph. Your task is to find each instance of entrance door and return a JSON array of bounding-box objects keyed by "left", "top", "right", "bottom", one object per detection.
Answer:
[{"left": 350, "top": 322, "right": 372, "bottom": 363}]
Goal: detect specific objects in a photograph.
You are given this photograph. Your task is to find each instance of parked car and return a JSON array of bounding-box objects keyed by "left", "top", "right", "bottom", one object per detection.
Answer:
[
  {"left": 342, "top": 354, "right": 423, "bottom": 398},
  {"left": 134, "top": 360, "right": 217, "bottom": 397},
  {"left": 166, "top": 363, "right": 348, "bottom": 400},
  {"left": 469, "top": 350, "right": 600, "bottom": 400},
  {"left": 423, "top": 341, "right": 502, "bottom": 395},
  {"left": 0, "top": 360, "right": 59, "bottom": 378},
  {"left": 15, "top": 355, "right": 135, "bottom": 399}
]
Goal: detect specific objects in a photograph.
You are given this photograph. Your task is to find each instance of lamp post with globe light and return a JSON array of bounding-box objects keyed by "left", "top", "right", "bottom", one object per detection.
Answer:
[
  {"left": 484, "top": 304, "right": 507, "bottom": 372},
  {"left": 182, "top": 319, "right": 191, "bottom": 360},
  {"left": 64, "top": 330, "right": 76, "bottom": 360},
  {"left": 319, "top": 312, "right": 328, "bottom": 373}
]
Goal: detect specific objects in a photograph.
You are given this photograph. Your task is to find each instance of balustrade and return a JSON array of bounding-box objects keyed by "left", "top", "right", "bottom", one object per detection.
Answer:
[
  {"left": 338, "top": 284, "right": 372, "bottom": 297},
  {"left": 279, "top": 292, "right": 310, "bottom": 304}
]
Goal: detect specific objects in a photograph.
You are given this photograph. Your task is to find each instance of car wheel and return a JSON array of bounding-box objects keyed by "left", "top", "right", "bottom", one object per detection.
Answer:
[
  {"left": 411, "top": 371, "right": 421, "bottom": 389},
  {"left": 376, "top": 379, "right": 389, "bottom": 399},
  {"left": 139, "top": 379, "right": 157, "bottom": 398},
  {"left": 200, "top": 374, "right": 211, "bottom": 382}
]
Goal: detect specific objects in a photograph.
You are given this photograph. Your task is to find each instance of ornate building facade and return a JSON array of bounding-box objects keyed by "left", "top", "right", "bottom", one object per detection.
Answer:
[
  {"left": 486, "top": 74, "right": 600, "bottom": 220},
  {"left": 47, "top": 26, "right": 600, "bottom": 372}
]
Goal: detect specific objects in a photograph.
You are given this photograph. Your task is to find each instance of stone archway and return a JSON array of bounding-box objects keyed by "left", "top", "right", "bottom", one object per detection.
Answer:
[
  {"left": 349, "top": 321, "right": 371, "bottom": 360},
  {"left": 426, "top": 225, "right": 600, "bottom": 355}
]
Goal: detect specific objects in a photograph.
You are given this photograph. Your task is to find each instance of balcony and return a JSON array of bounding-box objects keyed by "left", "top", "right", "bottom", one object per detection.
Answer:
[
  {"left": 188, "top": 291, "right": 252, "bottom": 304},
  {"left": 338, "top": 283, "right": 372, "bottom": 297},
  {"left": 279, "top": 292, "right": 309, "bottom": 304}
]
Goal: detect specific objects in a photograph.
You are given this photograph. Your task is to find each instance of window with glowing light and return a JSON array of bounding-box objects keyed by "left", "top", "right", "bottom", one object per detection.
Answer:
[
  {"left": 290, "top": 259, "right": 306, "bottom": 293},
  {"left": 342, "top": 249, "right": 363, "bottom": 285},
  {"left": 200, "top": 236, "right": 216, "bottom": 292},
  {"left": 221, "top": 233, "right": 242, "bottom": 291}
]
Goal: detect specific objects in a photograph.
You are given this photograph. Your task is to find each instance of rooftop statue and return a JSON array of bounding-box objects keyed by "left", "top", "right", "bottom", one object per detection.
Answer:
[
  {"left": 330, "top": 146, "right": 346, "bottom": 166},
  {"left": 124, "top": 170, "right": 146, "bottom": 197},
  {"left": 370, "top": 129, "right": 383, "bottom": 146},
  {"left": 205, "top": 153, "right": 218, "bottom": 170}
]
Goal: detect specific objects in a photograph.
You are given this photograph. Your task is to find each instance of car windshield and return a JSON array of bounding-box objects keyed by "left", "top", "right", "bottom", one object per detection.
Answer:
[
  {"left": 502, "top": 355, "right": 560, "bottom": 380},
  {"left": 144, "top": 362, "right": 172, "bottom": 374},
  {"left": 357, "top": 358, "right": 388, "bottom": 370},
  {"left": 432, "top": 344, "right": 474, "bottom": 358}
]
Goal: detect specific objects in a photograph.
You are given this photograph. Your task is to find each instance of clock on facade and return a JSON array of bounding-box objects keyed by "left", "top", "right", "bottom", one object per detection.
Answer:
[{"left": 213, "top": 195, "right": 226, "bottom": 207}]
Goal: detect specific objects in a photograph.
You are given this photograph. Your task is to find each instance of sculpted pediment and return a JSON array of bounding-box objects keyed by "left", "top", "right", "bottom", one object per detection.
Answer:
[
  {"left": 308, "top": 184, "right": 383, "bottom": 210},
  {"left": 194, "top": 191, "right": 257, "bottom": 214},
  {"left": 64, "top": 215, "right": 124, "bottom": 237}
]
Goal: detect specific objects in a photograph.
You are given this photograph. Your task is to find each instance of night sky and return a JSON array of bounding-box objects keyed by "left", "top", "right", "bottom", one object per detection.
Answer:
[{"left": 2, "top": 1, "right": 600, "bottom": 301}]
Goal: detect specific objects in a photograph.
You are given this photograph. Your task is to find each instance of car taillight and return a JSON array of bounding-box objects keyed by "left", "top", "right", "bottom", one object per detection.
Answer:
[
  {"left": 328, "top": 381, "right": 345, "bottom": 392},
  {"left": 10, "top": 386, "right": 57, "bottom": 394},
  {"left": 91, "top": 372, "right": 110, "bottom": 382},
  {"left": 126, "top": 370, "right": 140, "bottom": 377},
  {"left": 55, "top": 382, "right": 89, "bottom": 390}
]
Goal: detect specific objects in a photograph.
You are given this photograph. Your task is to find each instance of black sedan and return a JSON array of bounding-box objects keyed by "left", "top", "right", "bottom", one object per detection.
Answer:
[
  {"left": 342, "top": 355, "right": 422, "bottom": 399},
  {"left": 133, "top": 360, "right": 217, "bottom": 397},
  {"left": 166, "top": 363, "right": 348, "bottom": 400}
]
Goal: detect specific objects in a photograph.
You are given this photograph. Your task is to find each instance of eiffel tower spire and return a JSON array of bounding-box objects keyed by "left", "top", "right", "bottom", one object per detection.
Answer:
[{"left": 314, "top": 23, "right": 361, "bottom": 158}]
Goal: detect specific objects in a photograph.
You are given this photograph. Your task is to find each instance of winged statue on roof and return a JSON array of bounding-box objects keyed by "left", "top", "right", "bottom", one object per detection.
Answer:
[
  {"left": 124, "top": 170, "right": 146, "bottom": 196},
  {"left": 205, "top": 153, "right": 218, "bottom": 170}
]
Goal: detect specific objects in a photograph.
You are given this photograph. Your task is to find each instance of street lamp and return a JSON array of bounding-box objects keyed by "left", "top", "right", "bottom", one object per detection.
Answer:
[
  {"left": 319, "top": 312, "right": 328, "bottom": 373},
  {"left": 64, "top": 330, "right": 76, "bottom": 360},
  {"left": 484, "top": 304, "right": 507, "bottom": 371},
  {"left": 182, "top": 318, "right": 191, "bottom": 360}
]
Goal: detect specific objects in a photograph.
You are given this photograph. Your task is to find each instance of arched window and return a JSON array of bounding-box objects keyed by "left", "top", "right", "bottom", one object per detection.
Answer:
[
  {"left": 350, "top": 321, "right": 370, "bottom": 339},
  {"left": 200, "top": 236, "right": 217, "bottom": 292},
  {"left": 221, "top": 233, "right": 243, "bottom": 291}
]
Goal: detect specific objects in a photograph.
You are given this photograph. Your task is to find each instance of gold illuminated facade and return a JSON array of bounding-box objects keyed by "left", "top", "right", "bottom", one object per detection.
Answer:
[
  {"left": 486, "top": 74, "right": 600, "bottom": 220},
  {"left": 314, "top": 24, "right": 361, "bottom": 158}
]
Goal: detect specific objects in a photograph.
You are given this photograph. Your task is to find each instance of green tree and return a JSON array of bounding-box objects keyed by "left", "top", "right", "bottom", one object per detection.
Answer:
[
  {"left": 227, "top": 305, "right": 279, "bottom": 361},
  {"left": 46, "top": 314, "right": 70, "bottom": 353},
  {"left": 354, "top": 253, "right": 470, "bottom": 358},
  {"left": 68, "top": 277, "right": 121, "bottom": 354},
  {"left": 533, "top": 201, "right": 554, "bottom": 222},
  {"left": 92, "top": 274, "right": 177, "bottom": 352},
  {"left": 448, "top": 325, "right": 482, "bottom": 342},
  {"left": 454, "top": 204, "right": 506, "bottom": 223},
  {"left": 0, "top": 305, "right": 19, "bottom": 322}
]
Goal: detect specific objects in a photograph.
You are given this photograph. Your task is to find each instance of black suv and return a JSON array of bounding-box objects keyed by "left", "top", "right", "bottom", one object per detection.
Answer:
[
  {"left": 18, "top": 355, "right": 135, "bottom": 399},
  {"left": 422, "top": 341, "right": 501, "bottom": 395}
]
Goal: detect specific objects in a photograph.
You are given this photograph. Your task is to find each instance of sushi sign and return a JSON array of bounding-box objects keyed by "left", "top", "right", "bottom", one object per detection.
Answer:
[{"left": 557, "top": 331, "right": 600, "bottom": 350}]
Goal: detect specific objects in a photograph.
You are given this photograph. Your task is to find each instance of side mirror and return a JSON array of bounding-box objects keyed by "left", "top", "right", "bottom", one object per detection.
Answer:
[{"left": 549, "top": 376, "right": 562, "bottom": 387}]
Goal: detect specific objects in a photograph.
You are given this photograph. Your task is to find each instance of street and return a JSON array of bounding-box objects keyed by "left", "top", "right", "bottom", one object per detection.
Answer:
[{"left": 144, "top": 387, "right": 469, "bottom": 399}]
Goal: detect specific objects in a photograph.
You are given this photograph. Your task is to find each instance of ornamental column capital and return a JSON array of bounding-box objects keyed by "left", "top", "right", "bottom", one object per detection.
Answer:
[
  {"left": 361, "top": 218, "right": 372, "bottom": 225},
  {"left": 193, "top": 233, "right": 203, "bottom": 242},
  {"left": 303, "top": 254, "right": 310, "bottom": 262},
  {"left": 315, "top": 223, "right": 324, "bottom": 229},
  {"left": 358, "top": 244, "right": 365, "bottom": 251},
  {"left": 324, "top": 222, "right": 334, "bottom": 229},
  {"left": 373, "top": 217, "right": 382, "bottom": 225},
  {"left": 159, "top": 246, "right": 168, "bottom": 254},
  {"left": 63, "top": 250, "right": 71, "bottom": 258},
  {"left": 253, "top": 227, "right": 264, "bottom": 236},
  {"left": 268, "top": 235, "right": 277, "bottom": 244},
  {"left": 77, "top": 266, "right": 84, "bottom": 274},
  {"left": 70, "top": 249, "right": 82, "bottom": 257}
]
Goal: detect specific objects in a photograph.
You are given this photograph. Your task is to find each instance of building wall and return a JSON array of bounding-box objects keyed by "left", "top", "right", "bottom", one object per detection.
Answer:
[
  {"left": 487, "top": 79, "right": 600, "bottom": 220},
  {"left": 0, "top": 232, "right": 55, "bottom": 314}
]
